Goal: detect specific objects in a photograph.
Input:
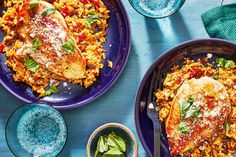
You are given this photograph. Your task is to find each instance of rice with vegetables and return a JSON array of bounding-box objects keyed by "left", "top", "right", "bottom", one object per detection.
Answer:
[
  {"left": 155, "top": 57, "right": 236, "bottom": 156},
  {"left": 0, "top": 0, "right": 109, "bottom": 96}
]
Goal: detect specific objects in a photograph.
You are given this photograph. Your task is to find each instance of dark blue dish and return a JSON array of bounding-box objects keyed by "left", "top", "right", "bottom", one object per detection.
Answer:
[
  {"left": 0, "top": 0, "right": 131, "bottom": 109},
  {"left": 134, "top": 39, "right": 236, "bottom": 157}
]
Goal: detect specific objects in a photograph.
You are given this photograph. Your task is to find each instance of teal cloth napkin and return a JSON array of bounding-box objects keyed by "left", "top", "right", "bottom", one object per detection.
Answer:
[{"left": 202, "top": 3, "right": 236, "bottom": 42}]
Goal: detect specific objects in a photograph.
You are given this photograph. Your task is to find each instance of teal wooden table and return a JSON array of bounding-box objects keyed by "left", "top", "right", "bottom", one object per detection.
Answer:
[{"left": 0, "top": 0, "right": 234, "bottom": 156}]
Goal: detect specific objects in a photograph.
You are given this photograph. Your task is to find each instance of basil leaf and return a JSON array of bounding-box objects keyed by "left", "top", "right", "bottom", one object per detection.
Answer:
[
  {"left": 225, "top": 60, "right": 235, "bottom": 68},
  {"left": 179, "top": 96, "right": 201, "bottom": 119},
  {"left": 179, "top": 122, "right": 189, "bottom": 133},
  {"left": 41, "top": 7, "right": 56, "bottom": 16},
  {"left": 108, "top": 133, "right": 126, "bottom": 152},
  {"left": 24, "top": 57, "right": 40, "bottom": 72},
  {"left": 103, "top": 147, "right": 124, "bottom": 157},
  {"left": 87, "top": 13, "right": 100, "bottom": 27},
  {"left": 96, "top": 136, "right": 108, "bottom": 153},
  {"left": 62, "top": 39, "right": 74, "bottom": 54},
  {"left": 179, "top": 100, "right": 191, "bottom": 118},
  {"left": 223, "top": 122, "right": 230, "bottom": 134},
  {"left": 113, "top": 135, "right": 126, "bottom": 152},
  {"left": 188, "top": 96, "right": 194, "bottom": 104},
  {"left": 31, "top": 38, "right": 41, "bottom": 52},
  {"left": 107, "top": 135, "right": 116, "bottom": 147},
  {"left": 45, "top": 86, "right": 60, "bottom": 96},
  {"left": 185, "top": 105, "right": 201, "bottom": 119},
  {"left": 29, "top": 1, "right": 38, "bottom": 9},
  {"left": 94, "top": 149, "right": 103, "bottom": 157},
  {"left": 216, "top": 58, "right": 226, "bottom": 68}
]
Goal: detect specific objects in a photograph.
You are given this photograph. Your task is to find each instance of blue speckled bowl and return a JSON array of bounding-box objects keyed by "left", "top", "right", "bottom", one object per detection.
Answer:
[
  {"left": 86, "top": 123, "right": 138, "bottom": 157},
  {"left": 5, "top": 103, "right": 67, "bottom": 157},
  {"left": 128, "top": 0, "right": 185, "bottom": 18}
]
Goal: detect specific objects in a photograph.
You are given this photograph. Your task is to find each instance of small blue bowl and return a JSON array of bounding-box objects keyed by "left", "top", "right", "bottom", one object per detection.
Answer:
[
  {"left": 129, "top": 0, "right": 185, "bottom": 18},
  {"left": 5, "top": 103, "right": 67, "bottom": 157},
  {"left": 86, "top": 123, "right": 138, "bottom": 157}
]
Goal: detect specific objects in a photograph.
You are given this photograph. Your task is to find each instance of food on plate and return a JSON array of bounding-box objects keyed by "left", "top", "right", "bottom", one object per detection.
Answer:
[
  {"left": 155, "top": 57, "right": 236, "bottom": 157},
  {"left": 0, "top": 0, "right": 109, "bottom": 96},
  {"left": 95, "top": 132, "right": 127, "bottom": 157}
]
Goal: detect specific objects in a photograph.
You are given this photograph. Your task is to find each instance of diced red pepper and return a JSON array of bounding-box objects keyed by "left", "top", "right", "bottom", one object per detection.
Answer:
[
  {"left": 61, "top": 3, "right": 71, "bottom": 17},
  {"left": 189, "top": 70, "right": 198, "bottom": 78},
  {"left": 189, "top": 67, "right": 201, "bottom": 78},
  {"left": 206, "top": 71, "right": 212, "bottom": 77},
  {"left": 81, "top": 0, "right": 89, "bottom": 4},
  {"left": 91, "top": 0, "right": 102, "bottom": 7},
  {"left": 177, "top": 76, "right": 183, "bottom": 84},
  {"left": 93, "top": 71, "right": 99, "bottom": 76},
  {"left": 50, "top": 0, "right": 57, "bottom": 3},
  {"left": 0, "top": 44, "right": 6, "bottom": 52},
  {"left": 206, "top": 95, "right": 215, "bottom": 109},
  {"left": 200, "top": 58, "right": 207, "bottom": 64},
  {"left": 78, "top": 33, "right": 85, "bottom": 42}
]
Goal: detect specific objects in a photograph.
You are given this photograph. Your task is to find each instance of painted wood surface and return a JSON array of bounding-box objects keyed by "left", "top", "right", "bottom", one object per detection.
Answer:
[{"left": 0, "top": 0, "right": 234, "bottom": 156}]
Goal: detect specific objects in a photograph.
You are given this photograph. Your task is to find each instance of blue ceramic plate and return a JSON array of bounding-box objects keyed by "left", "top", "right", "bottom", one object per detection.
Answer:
[
  {"left": 0, "top": 0, "right": 131, "bottom": 109},
  {"left": 135, "top": 39, "right": 236, "bottom": 157}
]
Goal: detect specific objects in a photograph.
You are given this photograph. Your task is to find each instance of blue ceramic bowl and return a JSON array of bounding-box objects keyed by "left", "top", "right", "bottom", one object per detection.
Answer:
[
  {"left": 135, "top": 38, "right": 236, "bottom": 157},
  {"left": 5, "top": 103, "right": 67, "bottom": 157},
  {"left": 86, "top": 123, "right": 138, "bottom": 157},
  {"left": 128, "top": 0, "right": 185, "bottom": 18},
  {"left": 0, "top": 0, "right": 131, "bottom": 109}
]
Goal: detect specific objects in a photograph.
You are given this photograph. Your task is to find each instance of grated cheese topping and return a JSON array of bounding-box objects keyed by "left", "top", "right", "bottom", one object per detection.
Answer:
[{"left": 30, "top": 14, "right": 68, "bottom": 58}]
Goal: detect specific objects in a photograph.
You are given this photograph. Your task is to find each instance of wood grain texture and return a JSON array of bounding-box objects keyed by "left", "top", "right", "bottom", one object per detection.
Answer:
[{"left": 0, "top": 0, "right": 234, "bottom": 156}]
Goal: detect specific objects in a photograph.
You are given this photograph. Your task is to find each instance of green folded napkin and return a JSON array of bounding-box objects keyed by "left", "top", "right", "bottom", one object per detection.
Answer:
[{"left": 202, "top": 3, "right": 236, "bottom": 42}]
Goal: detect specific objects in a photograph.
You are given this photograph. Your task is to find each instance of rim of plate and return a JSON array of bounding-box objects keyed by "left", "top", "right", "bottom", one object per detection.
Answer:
[
  {"left": 0, "top": 0, "right": 132, "bottom": 110},
  {"left": 134, "top": 38, "right": 236, "bottom": 157}
]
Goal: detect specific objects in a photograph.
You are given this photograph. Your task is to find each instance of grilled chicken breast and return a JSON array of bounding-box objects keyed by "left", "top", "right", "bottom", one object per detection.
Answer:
[
  {"left": 17, "top": 0, "right": 86, "bottom": 79},
  {"left": 166, "top": 77, "right": 231, "bottom": 156}
]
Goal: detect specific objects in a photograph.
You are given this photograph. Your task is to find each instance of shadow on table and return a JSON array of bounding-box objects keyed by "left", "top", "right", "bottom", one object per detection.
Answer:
[
  {"left": 60, "top": 43, "right": 143, "bottom": 156},
  {"left": 144, "top": 11, "right": 192, "bottom": 61},
  {"left": 0, "top": 86, "right": 24, "bottom": 156}
]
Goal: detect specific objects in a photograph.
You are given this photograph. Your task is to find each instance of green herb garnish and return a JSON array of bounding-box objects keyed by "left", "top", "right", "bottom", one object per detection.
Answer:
[
  {"left": 223, "top": 122, "right": 230, "bottom": 134},
  {"left": 45, "top": 86, "right": 60, "bottom": 96},
  {"left": 179, "top": 122, "right": 189, "bottom": 133},
  {"left": 87, "top": 13, "right": 100, "bottom": 27},
  {"left": 216, "top": 58, "right": 235, "bottom": 68},
  {"left": 103, "top": 147, "right": 124, "bottom": 157},
  {"left": 179, "top": 96, "right": 201, "bottom": 119},
  {"left": 62, "top": 39, "right": 74, "bottom": 54},
  {"left": 225, "top": 60, "right": 235, "bottom": 68},
  {"left": 216, "top": 58, "right": 226, "bottom": 68},
  {"left": 41, "top": 7, "right": 56, "bottom": 16},
  {"left": 185, "top": 105, "right": 201, "bottom": 119},
  {"left": 108, "top": 132, "right": 126, "bottom": 152},
  {"left": 29, "top": 1, "right": 38, "bottom": 9},
  {"left": 24, "top": 57, "right": 40, "bottom": 72},
  {"left": 188, "top": 96, "right": 194, "bottom": 103},
  {"left": 31, "top": 38, "right": 41, "bottom": 52},
  {"left": 95, "top": 132, "right": 126, "bottom": 157}
]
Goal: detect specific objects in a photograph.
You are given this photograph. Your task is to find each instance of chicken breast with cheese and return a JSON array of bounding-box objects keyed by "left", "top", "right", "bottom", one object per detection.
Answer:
[
  {"left": 165, "top": 76, "right": 231, "bottom": 156},
  {"left": 17, "top": 0, "right": 86, "bottom": 79}
]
